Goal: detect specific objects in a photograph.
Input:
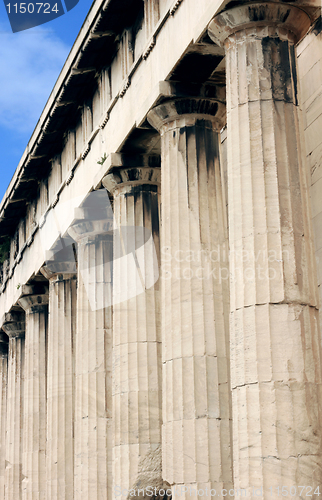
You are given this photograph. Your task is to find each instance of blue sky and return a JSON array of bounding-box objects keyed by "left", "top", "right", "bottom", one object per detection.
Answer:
[{"left": 0, "top": 0, "right": 94, "bottom": 200}]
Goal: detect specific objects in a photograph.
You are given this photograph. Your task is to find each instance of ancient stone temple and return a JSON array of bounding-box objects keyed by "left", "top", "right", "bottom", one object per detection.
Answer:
[{"left": 1, "top": 0, "right": 322, "bottom": 498}]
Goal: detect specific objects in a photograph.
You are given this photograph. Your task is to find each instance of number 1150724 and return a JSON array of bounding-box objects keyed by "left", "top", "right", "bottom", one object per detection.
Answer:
[
  {"left": 6, "top": 3, "right": 60, "bottom": 14},
  {"left": 269, "top": 486, "right": 321, "bottom": 496}
]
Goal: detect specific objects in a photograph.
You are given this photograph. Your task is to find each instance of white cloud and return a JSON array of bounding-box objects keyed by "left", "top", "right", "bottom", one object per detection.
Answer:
[{"left": 0, "top": 24, "right": 70, "bottom": 134}]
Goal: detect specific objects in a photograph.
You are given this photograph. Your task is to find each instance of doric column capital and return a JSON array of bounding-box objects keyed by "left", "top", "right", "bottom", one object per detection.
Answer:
[
  {"left": 40, "top": 266, "right": 77, "bottom": 282},
  {"left": 17, "top": 284, "right": 49, "bottom": 314},
  {"left": 208, "top": 2, "right": 311, "bottom": 46},
  {"left": 68, "top": 212, "right": 113, "bottom": 245},
  {"left": 2, "top": 311, "right": 25, "bottom": 338},
  {"left": 40, "top": 254, "right": 77, "bottom": 282},
  {"left": 67, "top": 189, "right": 113, "bottom": 245},
  {"left": 40, "top": 235, "right": 77, "bottom": 281},
  {"left": 147, "top": 97, "right": 226, "bottom": 133},
  {"left": 102, "top": 167, "right": 161, "bottom": 196}
]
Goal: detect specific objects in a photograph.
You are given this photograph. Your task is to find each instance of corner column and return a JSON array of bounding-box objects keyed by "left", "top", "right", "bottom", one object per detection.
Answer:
[
  {"left": 0, "top": 332, "right": 8, "bottom": 499},
  {"left": 103, "top": 164, "right": 162, "bottom": 497},
  {"left": 18, "top": 285, "right": 49, "bottom": 500},
  {"left": 41, "top": 260, "right": 77, "bottom": 500},
  {"left": 68, "top": 202, "right": 113, "bottom": 500},
  {"left": 148, "top": 98, "right": 232, "bottom": 498},
  {"left": 2, "top": 312, "right": 25, "bottom": 500},
  {"left": 208, "top": 5, "right": 322, "bottom": 496}
]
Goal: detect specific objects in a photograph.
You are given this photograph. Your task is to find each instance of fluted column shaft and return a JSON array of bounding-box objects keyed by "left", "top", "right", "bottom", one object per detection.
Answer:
[
  {"left": 68, "top": 206, "right": 113, "bottom": 500},
  {"left": 0, "top": 333, "right": 8, "bottom": 499},
  {"left": 103, "top": 166, "right": 162, "bottom": 497},
  {"left": 18, "top": 287, "right": 49, "bottom": 500},
  {"left": 2, "top": 313, "right": 25, "bottom": 500},
  {"left": 40, "top": 266, "right": 76, "bottom": 500},
  {"left": 148, "top": 98, "right": 232, "bottom": 498},
  {"left": 208, "top": 5, "right": 322, "bottom": 497}
]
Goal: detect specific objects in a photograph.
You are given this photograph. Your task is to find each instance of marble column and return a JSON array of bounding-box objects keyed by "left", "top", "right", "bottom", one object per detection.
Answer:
[
  {"left": 148, "top": 98, "right": 232, "bottom": 498},
  {"left": 41, "top": 260, "right": 76, "bottom": 500},
  {"left": 18, "top": 285, "right": 49, "bottom": 500},
  {"left": 2, "top": 312, "right": 25, "bottom": 500},
  {"left": 0, "top": 332, "right": 8, "bottom": 499},
  {"left": 103, "top": 165, "right": 162, "bottom": 498},
  {"left": 208, "top": 5, "right": 322, "bottom": 497},
  {"left": 68, "top": 200, "right": 113, "bottom": 500}
]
